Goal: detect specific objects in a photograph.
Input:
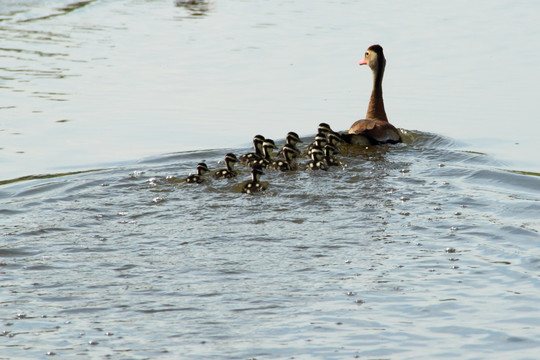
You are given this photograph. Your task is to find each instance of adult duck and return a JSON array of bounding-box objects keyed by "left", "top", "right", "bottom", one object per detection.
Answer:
[{"left": 344, "top": 44, "right": 401, "bottom": 145}]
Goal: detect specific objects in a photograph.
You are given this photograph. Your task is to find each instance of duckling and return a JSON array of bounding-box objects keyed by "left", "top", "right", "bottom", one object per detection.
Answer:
[
  {"left": 306, "top": 147, "right": 328, "bottom": 171},
  {"left": 239, "top": 135, "right": 265, "bottom": 166},
  {"left": 324, "top": 144, "right": 341, "bottom": 166},
  {"left": 269, "top": 144, "right": 298, "bottom": 171},
  {"left": 241, "top": 166, "right": 267, "bottom": 194},
  {"left": 317, "top": 122, "right": 346, "bottom": 143},
  {"left": 186, "top": 162, "right": 210, "bottom": 183},
  {"left": 326, "top": 132, "right": 343, "bottom": 147},
  {"left": 277, "top": 131, "right": 303, "bottom": 159},
  {"left": 213, "top": 153, "right": 238, "bottom": 179},
  {"left": 307, "top": 134, "right": 328, "bottom": 157},
  {"left": 317, "top": 122, "right": 336, "bottom": 137},
  {"left": 249, "top": 139, "right": 277, "bottom": 168}
]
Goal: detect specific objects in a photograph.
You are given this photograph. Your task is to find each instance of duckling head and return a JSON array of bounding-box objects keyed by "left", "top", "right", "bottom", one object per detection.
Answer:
[
  {"left": 251, "top": 165, "right": 264, "bottom": 181},
  {"left": 286, "top": 131, "right": 303, "bottom": 145},
  {"left": 318, "top": 122, "right": 334, "bottom": 135},
  {"left": 196, "top": 162, "right": 209, "bottom": 175},
  {"left": 281, "top": 144, "right": 297, "bottom": 162},
  {"left": 253, "top": 135, "right": 265, "bottom": 154},
  {"left": 262, "top": 139, "right": 277, "bottom": 157}
]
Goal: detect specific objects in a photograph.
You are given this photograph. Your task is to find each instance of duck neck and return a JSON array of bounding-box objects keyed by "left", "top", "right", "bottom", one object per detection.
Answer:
[{"left": 365, "top": 62, "right": 388, "bottom": 122}]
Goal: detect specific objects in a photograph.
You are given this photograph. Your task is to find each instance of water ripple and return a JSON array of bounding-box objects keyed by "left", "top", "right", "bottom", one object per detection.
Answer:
[{"left": 1, "top": 133, "right": 540, "bottom": 359}]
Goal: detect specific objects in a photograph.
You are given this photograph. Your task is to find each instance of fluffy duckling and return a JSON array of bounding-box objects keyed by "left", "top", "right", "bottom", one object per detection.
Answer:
[
  {"left": 249, "top": 139, "right": 277, "bottom": 168},
  {"left": 213, "top": 153, "right": 238, "bottom": 179},
  {"left": 269, "top": 144, "right": 298, "bottom": 171},
  {"left": 324, "top": 144, "right": 341, "bottom": 166},
  {"left": 241, "top": 166, "right": 268, "bottom": 194},
  {"left": 306, "top": 147, "right": 328, "bottom": 171},
  {"left": 326, "top": 132, "right": 343, "bottom": 147},
  {"left": 186, "top": 162, "right": 210, "bottom": 183},
  {"left": 317, "top": 122, "right": 345, "bottom": 145},
  {"left": 317, "top": 122, "right": 337, "bottom": 137},
  {"left": 239, "top": 135, "right": 265, "bottom": 166},
  {"left": 277, "top": 131, "right": 303, "bottom": 159},
  {"left": 307, "top": 134, "right": 328, "bottom": 157}
]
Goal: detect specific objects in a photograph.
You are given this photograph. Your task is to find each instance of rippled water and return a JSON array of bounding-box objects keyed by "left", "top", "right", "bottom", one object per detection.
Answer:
[
  {"left": 2, "top": 130, "right": 540, "bottom": 359},
  {"left": 2, "top": 1, "right": 540, "bottom": 359}
]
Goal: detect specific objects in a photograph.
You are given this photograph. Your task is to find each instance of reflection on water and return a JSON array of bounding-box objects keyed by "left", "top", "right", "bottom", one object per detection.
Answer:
[
  {"left": 0, "top": 0, "right": 95, "bottom": 23},
  {"left": 1, "top": 130, "right": 540, "bottom": 359},
  {"left": 174, "top": 0, "right": 212, "bottom": 17}
]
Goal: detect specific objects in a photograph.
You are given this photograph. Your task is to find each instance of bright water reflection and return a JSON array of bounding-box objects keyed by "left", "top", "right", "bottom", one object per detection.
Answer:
[{"left": 1, "top": 0, "right": 540, "bottom": 179}]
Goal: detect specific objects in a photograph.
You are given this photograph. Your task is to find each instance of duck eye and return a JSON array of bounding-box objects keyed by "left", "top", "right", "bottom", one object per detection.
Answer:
[{"left": 365, "top": 52, "right": 369, "bottom": 57}]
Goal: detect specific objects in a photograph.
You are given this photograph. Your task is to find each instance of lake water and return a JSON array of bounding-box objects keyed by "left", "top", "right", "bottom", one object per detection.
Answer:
[{"left": 1, "top": 1, "right": 540, "bottom": 359}]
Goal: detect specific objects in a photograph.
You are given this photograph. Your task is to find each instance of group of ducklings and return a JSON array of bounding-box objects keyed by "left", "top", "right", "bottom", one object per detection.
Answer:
[{"left": 185, "top": 123, "right": 344, "bottom": 194}]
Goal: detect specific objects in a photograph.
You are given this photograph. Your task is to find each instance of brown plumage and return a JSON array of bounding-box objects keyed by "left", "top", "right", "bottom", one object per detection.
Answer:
[{"left": 346, "top": 44, "right": 401, "bottom": 145}]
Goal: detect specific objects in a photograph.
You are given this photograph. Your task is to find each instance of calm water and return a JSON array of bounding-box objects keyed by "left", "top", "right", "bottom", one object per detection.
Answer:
[{"left": 2, "top": 1, "right": 540, "bottom": 359}]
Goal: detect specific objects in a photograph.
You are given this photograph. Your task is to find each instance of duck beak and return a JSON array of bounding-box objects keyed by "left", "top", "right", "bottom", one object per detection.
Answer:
[{"left": 359, "top": 58, "right": 367, "bottom": 65}]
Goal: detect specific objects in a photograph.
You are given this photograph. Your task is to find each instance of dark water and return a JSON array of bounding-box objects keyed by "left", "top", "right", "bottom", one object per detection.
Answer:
[{"left": 2, "top": 1, "right": 540, "bottom": 359}]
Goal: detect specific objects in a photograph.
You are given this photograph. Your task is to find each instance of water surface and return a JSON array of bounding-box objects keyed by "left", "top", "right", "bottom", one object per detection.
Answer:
[
  {"left": 2, "top": 129, "right": 540, "bottom": 359},
  {"left": 2, "top": 1, "right": 540, "bottom": 359},
  {"left": 1, "top": 0, "right": 539, "bottom": 178}
]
